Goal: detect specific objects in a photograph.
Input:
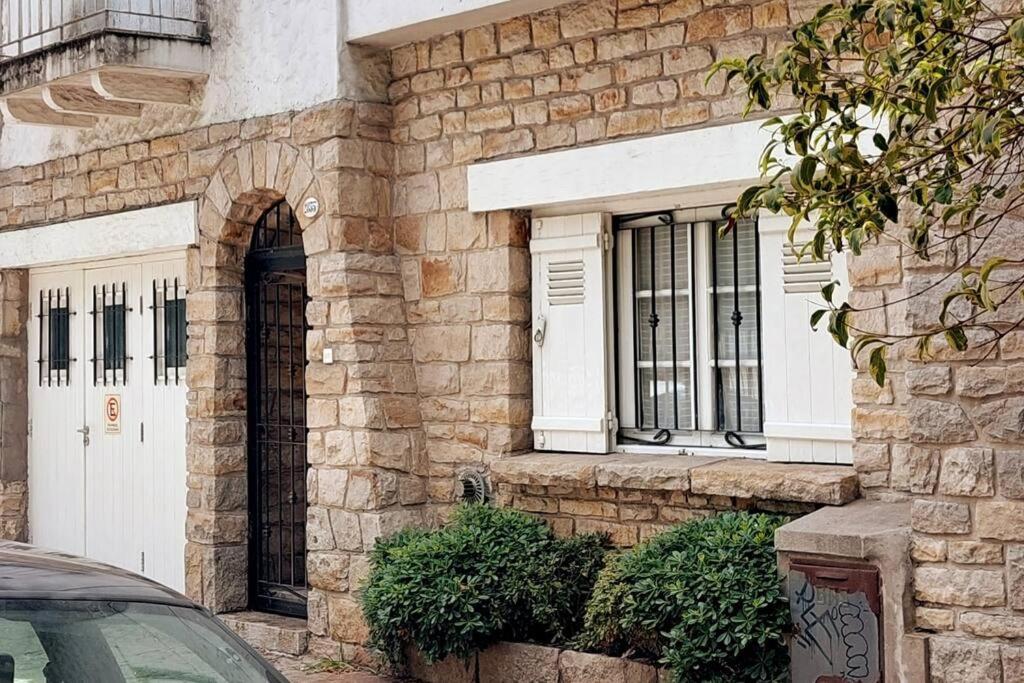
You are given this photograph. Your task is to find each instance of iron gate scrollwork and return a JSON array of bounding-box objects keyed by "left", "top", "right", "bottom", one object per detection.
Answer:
[{"left": 246, "top": 200, "right": 309, "bottom": 618}]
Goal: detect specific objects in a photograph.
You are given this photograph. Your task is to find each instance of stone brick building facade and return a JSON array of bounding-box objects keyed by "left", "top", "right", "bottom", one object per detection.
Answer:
[
  {"left": 0, "top": 0, "right": 1020, "bottom": 679},
  {"left": 850, "top": 227, "right": 1024, "bottom": 678},
  {"left": 387, "top": 0, "right": 793, "bottom": 507}
]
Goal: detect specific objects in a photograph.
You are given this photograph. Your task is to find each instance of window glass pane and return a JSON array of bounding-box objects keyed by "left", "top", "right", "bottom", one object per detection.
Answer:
[
  {"left": 715, "top": 292, "right": 759, "bottom": 361},
  {"left": 639, "top": 366, "right": 693, "bottom": 430},
  {"left": 711, "top": 218, "right": 762, "bottom": 432},
  {"left": 715, "top": 366, "right": 762, "bottom": 434},
  {"left": 632, "top": 222, "right": 693, "bottom": 430},
  {"left": 637, "top": 296, "right": 692, "bottom": 366},
  {"left": 714, "top": 219, "right": 759, "bottom": 288},
  {"left": 0, "top": 611, "right": 48, "bottom": 681},
  {"left": 47, "top": 306, "right": 70, "bottom": 373},
  {"left": 103, "top": 303, "right": 126, "bottom": 372},
  {"left": 0, "top": 600, "right": 276, "bottom": 683},
  {"left": 164, "top": 298, "right": 187, "bottom": 368}
]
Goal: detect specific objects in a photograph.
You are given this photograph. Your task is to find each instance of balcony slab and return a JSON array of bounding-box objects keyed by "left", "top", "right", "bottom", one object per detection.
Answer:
[{"left": 0, "top": 32, "right": 209, "bottom": 128}]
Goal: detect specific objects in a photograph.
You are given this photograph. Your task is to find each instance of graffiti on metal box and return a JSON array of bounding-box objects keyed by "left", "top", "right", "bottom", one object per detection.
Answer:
[{"left": 788, "top": 565, "right": 881, "bottom": 683}]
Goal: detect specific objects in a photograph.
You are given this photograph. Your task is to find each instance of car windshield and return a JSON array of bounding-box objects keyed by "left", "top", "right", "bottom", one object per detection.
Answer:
[{"left": 0, "top": 600, "right": 283, "bottom": 683}]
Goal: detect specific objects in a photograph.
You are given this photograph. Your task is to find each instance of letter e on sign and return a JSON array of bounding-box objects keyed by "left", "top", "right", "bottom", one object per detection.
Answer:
[{"left": 104, "top": 395, "right": 121, "bottom": 435}]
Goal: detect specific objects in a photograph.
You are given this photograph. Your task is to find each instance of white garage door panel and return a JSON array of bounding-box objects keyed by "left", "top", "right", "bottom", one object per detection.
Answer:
[
  {"left": 27, "top": 270, "right": 86, "bottom": 557},
  {"left": 28, "top": 255, "right": 188, "bottom": 592},
  {"left": 140, "top": 259, "right": 189, "bottom": 591},
  {"left": 84, "top": 262, "right": 145, "bottom": 577}
]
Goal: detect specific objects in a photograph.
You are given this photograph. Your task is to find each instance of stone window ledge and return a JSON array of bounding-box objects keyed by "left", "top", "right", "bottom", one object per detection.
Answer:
[{"left": 489, "top": 453, "right": 859, "bottom": 506}]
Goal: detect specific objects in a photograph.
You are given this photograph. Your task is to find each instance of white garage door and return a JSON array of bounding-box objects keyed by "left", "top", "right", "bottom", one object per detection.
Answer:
[{"left": 27, "top": 254, "right": 189, "bottom": 591}]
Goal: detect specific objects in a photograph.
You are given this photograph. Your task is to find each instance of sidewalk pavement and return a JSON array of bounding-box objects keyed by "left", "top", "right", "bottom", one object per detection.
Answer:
[{"left": 265, "top": 653, "right": 407, "bottom": 683}]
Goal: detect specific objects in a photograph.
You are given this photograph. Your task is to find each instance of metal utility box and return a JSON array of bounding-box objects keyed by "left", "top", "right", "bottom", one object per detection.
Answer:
[{"left": 788, "top": 561, "right": 883, "bottom": 683}]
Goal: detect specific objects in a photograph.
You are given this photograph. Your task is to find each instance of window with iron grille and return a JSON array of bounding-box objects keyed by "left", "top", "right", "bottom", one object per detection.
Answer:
[
  {"left": 615, "top": 208, "right": 764, "bottom": 448},
  {"left": 91, "top": 283, "right": 130, "bottom": 387},
  {"left": 37, "top": 287, "right": 73, "bottom": 387},
  {"left": 151, "top": 279, "right": 187, "bottom": 385}
]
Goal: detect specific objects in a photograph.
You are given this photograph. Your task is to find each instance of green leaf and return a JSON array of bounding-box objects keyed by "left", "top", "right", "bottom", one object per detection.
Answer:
[
  {"left": 829, "top": 307, "right": 851, "bottom": 348},
  {"left": 792, "top": 156, "right": 817, "bottom": 191},
  {"left": 1011, "top": 18, "right": 1024, "bottom": 45},
  {"left": 939, "top": 291, "right": 962, "bottom": 325},
  {"left": 736, "top": 185, "right": 762, "bottom": 216},
  {"left": 878, "top": 194, "right": 899, "bottom": 223},
  {"left": 869, "top": 345, "right": 887, "bottom": 386},
  {"left": 924, "top": 82, "right": 939, "bottom": 121},
  {"left": 718, "top": 0, "right": 1022, "bottom": 367},
  {"left": 980, "top": 257, "right": 1007, "bottom": 283},
  {"left": 945, "top": 326, "right": 968, "bottom": 352},
  {"left": 810, "top": 309, "right": 828, "bottom": 329},
  {"left": 821, "top": 280, "right": 838, "bottom": 304}
]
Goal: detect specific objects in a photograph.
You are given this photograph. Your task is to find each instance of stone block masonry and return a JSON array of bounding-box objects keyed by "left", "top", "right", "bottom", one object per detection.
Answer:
[
  {"left": 389, "top": 0, "right": 803, "bottom": 506},
  {"left": 491, "top": 453, "right": 857, "bottom": 545},
  {"left": 0, "top": 270, "right": 27, "bottom": 542},
  {"left": 2, "top": 1, "right": 1017, "bottom": 679},
  {"left": 0, "top": 97, "right": 419, "bottom": 664},
  {"left": 852, "top": 220, "right": 1024, "bottom": 677}
]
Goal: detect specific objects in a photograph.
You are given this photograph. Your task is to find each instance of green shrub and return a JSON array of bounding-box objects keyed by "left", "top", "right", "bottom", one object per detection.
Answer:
[
  {"left": 360, "top": 504, "right": 609, "bottom": 665},
  {"left": 524, "top": 532, "right": 609, "bottom": 644},
  {"left": 575, "top": 512, "right": 789, "bottom": 683}
]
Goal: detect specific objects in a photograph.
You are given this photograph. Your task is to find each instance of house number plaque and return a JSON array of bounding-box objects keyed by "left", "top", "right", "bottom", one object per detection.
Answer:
[{"left": 302, "top": 197, "right": 320, "bottom": 219}]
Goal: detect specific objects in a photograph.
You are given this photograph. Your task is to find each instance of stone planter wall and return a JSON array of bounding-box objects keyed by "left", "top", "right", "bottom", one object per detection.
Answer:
[
  {"left": 407, "top": 641, "right": 668, "bottom": 683},
  {"left": 490, "top": 452, "right": 858, "bottom": 545}
]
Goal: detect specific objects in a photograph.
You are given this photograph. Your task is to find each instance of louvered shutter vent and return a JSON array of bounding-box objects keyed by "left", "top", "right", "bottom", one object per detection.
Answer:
[
  {"left": 782, "top": 241, "right": 835, "bottom": 293},
  {"left": 530, "top": 213, "right": 615, "bottom": 454}
]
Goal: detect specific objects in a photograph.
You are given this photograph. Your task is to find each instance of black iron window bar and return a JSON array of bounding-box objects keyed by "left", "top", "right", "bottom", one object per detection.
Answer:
[
  {"left": 254, "top": 276, "right": 310, "bottom": 605},
  {"left": 90, "top": 282, "right": 131, "bottom": 387},
  {"left": 150, "top": 278, "right": 187, "bottom": 386},
  {"left": 616, "top": 210, "right": 764, "bottom": 439},
  {"left": 37, "top": 287, "right": 74, "bottom": 387},
  {"left": 248, "top": 199, "right": 310, "bottom": 616},
  {"left": 709, "top": 218, "right": 765, "bottom": 434},
  {"left": 253, "top": 199, "right": 302, "bottom": 251},
  {"left": 625, "top": 213, "right": 696, "bottom": 433}
]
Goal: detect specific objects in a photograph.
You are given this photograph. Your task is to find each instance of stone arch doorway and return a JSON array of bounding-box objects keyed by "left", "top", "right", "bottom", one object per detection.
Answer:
[
  {"left": 185, "top": 141, "right": 324, "bottom": 616},
  {"left": 245, "top": 200, "right": 310, "bottom": 617}
]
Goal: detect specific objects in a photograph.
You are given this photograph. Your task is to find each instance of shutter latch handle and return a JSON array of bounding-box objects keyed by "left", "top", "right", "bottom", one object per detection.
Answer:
[{"left": 533, "top": 315, "right": 547, "bottom": 346}]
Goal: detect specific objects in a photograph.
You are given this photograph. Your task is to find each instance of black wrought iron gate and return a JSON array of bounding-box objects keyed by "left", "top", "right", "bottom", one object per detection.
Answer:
[{"left": 246, "top": 201, "right": 309, "bottom": 617}]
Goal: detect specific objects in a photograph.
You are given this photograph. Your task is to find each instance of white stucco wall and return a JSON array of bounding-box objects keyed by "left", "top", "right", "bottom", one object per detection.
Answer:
[{"left": 0, "top": 0, "right": 344, "bottom": 169}]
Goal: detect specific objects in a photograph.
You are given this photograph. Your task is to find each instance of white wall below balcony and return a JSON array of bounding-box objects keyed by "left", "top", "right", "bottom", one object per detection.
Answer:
[
  {"left": 0, "top": 0, "right": 360, "bottom": 169},
  {"left": 345, "top": 0, "right": 575, "bottom": 46}
]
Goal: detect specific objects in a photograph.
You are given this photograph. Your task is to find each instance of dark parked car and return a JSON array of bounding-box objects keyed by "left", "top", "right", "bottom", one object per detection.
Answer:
[{"left": 0, "top": 542, "right": 287, "bottom": 682}]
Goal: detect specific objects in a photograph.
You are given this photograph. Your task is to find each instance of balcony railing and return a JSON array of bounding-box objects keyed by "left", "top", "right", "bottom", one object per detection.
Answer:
[{"left": 1, "top": 0, "right": 205, "bottom": 60}]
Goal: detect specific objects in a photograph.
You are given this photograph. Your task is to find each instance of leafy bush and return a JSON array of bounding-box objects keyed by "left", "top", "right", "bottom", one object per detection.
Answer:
[
  {"left": 524, "top": 532, "right": 609, "bottom": 644},
  {"left": 360, "top": 504, "right": 609, "bottom": 665},
  {"left": 575, "top": 512, "right": 789, "bottom": 683}
]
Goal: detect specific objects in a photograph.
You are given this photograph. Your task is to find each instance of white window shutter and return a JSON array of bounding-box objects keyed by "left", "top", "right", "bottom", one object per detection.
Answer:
[
  {"left": 759, "top": 213, "right": 854, "bottom": 464},
  {"left": 530, "top": 213, "right": 615, "bottom": 454}
]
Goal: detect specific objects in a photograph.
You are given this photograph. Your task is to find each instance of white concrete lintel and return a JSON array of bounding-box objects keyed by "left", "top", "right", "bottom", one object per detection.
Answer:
[
  {"left": 346, "top": 0, "right": 576, "bottom": 47},
  {"left": 0, "top": 202, "right": 197, "bottom": 269},
  {"left": 467, "top": 118, "right": 779, "bottom": 215}
]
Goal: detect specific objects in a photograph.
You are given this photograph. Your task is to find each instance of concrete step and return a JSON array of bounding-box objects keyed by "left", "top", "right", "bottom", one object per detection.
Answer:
[{"left": 221, "top": 611, "right": 310, "bottom": 657}]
